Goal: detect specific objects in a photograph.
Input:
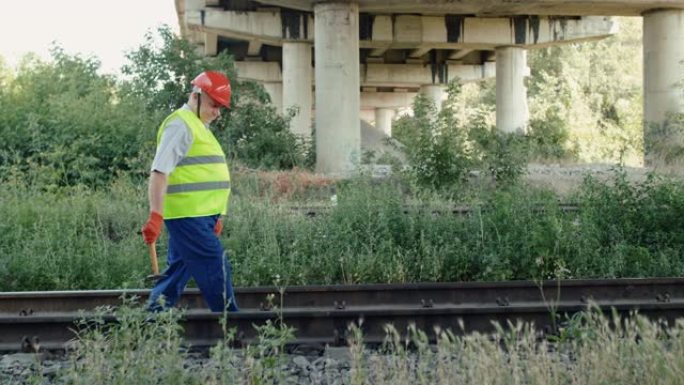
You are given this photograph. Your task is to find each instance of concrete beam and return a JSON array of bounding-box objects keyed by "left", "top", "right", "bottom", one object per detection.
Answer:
[
  {"left": 239, "top": 0, "right": 684, "bottom": 17},
  {"left": 449, "top": 49, "right": 474, "bottom": 60},
  {"left": 362, "top": 15, "right": 618, "bottom": 49},
  {"left": 182, "top": 9, "right": 617, "bottom": 50},
  {"left": 182, "top": 0, "right": 204, "bottom": 12},
  {"left": 235, "top": 62, "right": 284, "bottom": 82},
  {"left": 247, "top": 40, "right": 263, "bottom": 56},
  {"left": 369, "top": 48, "right": 388, "bottom": 57},
  {"left": 362, "top": 62, "right": 495, "bottom": 86},
  {"left": 361, "top": 92, "right": 417, "bottom": 109},
  {"left": 235, "top": 61, "right": 495, "bottom": 87},
  {"left": 409, "top": 47, "right": 432, "bottom": 58},
  {"left": 185, "top": 9, "right": 299, "bottom": 45}
]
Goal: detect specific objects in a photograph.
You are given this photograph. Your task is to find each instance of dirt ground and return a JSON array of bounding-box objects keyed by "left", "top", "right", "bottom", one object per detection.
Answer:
[
  {"left": 235, "top": 162, "right": 682, "bottom": 202},
  {"left": 524, "top": 163, "right": 648, "bottom": 196}
]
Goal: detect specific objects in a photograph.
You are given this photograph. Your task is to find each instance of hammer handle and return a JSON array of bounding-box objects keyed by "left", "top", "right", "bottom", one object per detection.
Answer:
[{"left": 148, "top": 243, "right": 160, "bottom": 275}]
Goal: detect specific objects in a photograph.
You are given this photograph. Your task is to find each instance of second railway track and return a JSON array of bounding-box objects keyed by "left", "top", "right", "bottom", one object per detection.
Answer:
[{"left": 2, "top": 278, "right": 683, "bottom": 352}]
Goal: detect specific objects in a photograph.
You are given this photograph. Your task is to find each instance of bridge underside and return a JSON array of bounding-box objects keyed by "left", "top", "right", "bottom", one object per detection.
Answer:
[
  {"left": 177, "top": 0, "right": 684, "bottom": 174},
  {"left": 194, "top": 0, "right": 683, "bottom": 16}
]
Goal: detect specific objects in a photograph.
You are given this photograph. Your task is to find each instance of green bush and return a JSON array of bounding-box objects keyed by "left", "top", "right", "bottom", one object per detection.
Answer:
[
  {"left": 571, "top": 169, "right": 684, "bottom": 277},
  {"left": 394, "top": 82, "right": 529, "bottom": 190},
  {"left": 644, "top": 112, "right": 684, "bottom": 167},
  {"left": 0, "top": 47, "right": 157, "bottom": 188},
  {"left": 527, "top": 105, "right": 577, "bottom": 161},
  {"left": 393, "top": 87, "right": 471, "bottom": 190}
]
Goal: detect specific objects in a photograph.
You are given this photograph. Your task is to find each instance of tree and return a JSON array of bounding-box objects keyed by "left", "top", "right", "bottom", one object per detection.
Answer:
[
  {"left": 0, "top": 46, "right": 154, "bottom": 187},
  {"left": 527, "top": 17, "right": 643, "bottom": 165}
]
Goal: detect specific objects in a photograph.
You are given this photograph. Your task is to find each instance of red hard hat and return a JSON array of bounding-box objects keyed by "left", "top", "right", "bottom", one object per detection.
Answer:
[{"left": 191, "top": 71, "right": 232, "bottom": 108}]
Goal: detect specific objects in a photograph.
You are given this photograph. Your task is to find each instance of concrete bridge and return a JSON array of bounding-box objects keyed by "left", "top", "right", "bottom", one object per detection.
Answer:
[{"left": 175, "top": 0, "right": 684, "bottom": 174}]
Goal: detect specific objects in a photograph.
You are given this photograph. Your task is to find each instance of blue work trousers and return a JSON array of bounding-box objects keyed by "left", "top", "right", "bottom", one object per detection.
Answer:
[{"left": 147, "top": 214, "right": 239, "bottom": 312}]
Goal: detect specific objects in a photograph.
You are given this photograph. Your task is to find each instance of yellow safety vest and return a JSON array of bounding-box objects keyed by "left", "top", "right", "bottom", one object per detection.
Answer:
[{"left": 156, "top": 109, "right": 231, "bottom": 219}]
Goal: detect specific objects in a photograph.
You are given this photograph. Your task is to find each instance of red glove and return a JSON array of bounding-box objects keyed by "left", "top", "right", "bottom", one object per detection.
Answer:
[
  {"left": 141, "top": 211, "right": 163, "bottom": 244},
  {"left": 214, "top": 218, "right": 223, "bottom": 236}
]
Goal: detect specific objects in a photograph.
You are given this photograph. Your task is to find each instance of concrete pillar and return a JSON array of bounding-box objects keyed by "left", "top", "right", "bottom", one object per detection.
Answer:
[
  {"left": 496, "top": 46, "right": 529, "bottom": 134},
  {"left": 314, "top": 2, "right": 361, "bottom": 175},
  {"left": 419, "top": 85, "right": 445, "bottom": 111},
  {"left": 283, "top": 41, "right": 313, "bottom": 137},
  {"left": 204, "top": 33, "right": 217, "bottom": 56},
  {"left": 375, "top": 108, "right": 395, "bottom": 136},
  {"left": 643, "top": 9, "right": 684, "bottom": 164},
  {"left": 262, "top": 82, "right": 283, "bottom": 115}
]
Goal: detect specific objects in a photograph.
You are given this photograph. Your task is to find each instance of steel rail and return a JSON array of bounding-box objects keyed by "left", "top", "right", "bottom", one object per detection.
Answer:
[
  {"left": 1, "top": 278, "right": 683, "bottom": 352},
  {"left": 1, "top": 278, "right": 680, "bottom": 314}
]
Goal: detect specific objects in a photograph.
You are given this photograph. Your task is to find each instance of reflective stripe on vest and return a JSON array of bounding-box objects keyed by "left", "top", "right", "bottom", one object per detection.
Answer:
[
  {"left": 157, "top": 109, "right": 231, "bottom": 219},
  {"left": 167, "top": 181, "right": 231, "bottom": 194},
  {"left": 176, "top": 155, "right": 226, "bottom": 167}
]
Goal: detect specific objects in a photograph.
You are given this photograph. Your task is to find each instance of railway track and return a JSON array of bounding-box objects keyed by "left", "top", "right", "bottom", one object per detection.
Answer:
[
  {"left": 290, "top": 203, "right": 581, "bottom": 217},
  {"left": 1, "top": 278, "right": 683, "bottom": 352}
]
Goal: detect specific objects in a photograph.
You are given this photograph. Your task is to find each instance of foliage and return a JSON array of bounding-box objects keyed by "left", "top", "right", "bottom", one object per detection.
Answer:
[
  {"left": 0, "top": 178, "right": 150, "bottom": 291},
  {"left": 527, "top": 17, "right": 644, "bottom": 165},
  {"left": 467, "top": 110, "right": 529, "bottom": 185},
  {"left": 0, "top": 26, "right": 309, "bottom": 192},
  {"left": 61, "top": 299, "right": 192, "bottom": 385},
  {"left": 27, "top": 300, "right": 294, "bottom": 385},
  {"left": 571, "top": 168, "right": 684, "bottom": 277},
  {"left": 0, "top": 46, "right": 156, "bottom": 188},
  {"left": 393, "top": 83, "right": 472, "bottom": 190},
  {"left": 346, "top": 310, "right": 684, "bottom": 385},
  {"left": 121, "top": 25, "right": 238, "bottom": 115},
  {"left": 644, "top": 112, "right": 684, "bottom": 167},
  {"left": 394, "top": 82, "right": 529, "bottom": 189},
  {"left": 219, "top": 88, "right": 313, "bottom": 170},
  {"left": 435, "top": 18, "right": 644, "bottom": 166},
  {"left": 12, "top": 306, "right": 684, "bottom": 385},
  {"left": 526, "top": 77, "right": 577, "bottom": 162},
  {"left": 2, "top": 170, "right": 683, "bottom": 291}
]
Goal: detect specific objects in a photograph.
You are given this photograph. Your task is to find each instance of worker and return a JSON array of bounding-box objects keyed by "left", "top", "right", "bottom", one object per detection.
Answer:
[{"left": 141, "top": 70, "right": 239, "bottom": 312}]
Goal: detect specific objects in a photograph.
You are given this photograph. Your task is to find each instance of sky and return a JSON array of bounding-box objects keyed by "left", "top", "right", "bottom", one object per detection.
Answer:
[{"left": 0, "top": 0, "right": 179, "bottom": 74}]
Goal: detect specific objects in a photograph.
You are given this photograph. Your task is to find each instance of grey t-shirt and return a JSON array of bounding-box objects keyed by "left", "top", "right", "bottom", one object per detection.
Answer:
[{"left": 150, "top": 105, "right": 196, "bottom": 175}]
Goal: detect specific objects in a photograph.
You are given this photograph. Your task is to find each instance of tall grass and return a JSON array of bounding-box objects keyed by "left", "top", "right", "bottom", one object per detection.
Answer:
[
  {"left": 346, "top": 308, "right": 684, "bottom": 385},
  {"left": 0, "top": 177, "right": 149, "bottom": 291},
  {"left": 1, "top": 169, "right": 683, "bottom": 291},
  {"left": 13, "top": 303, "right": 684, "bottom": 384}
]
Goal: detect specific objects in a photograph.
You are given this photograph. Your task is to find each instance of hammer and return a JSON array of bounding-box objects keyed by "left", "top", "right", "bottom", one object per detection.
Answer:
[{"left": 147, "top": 242, "right": 166, "bottom": 281}]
